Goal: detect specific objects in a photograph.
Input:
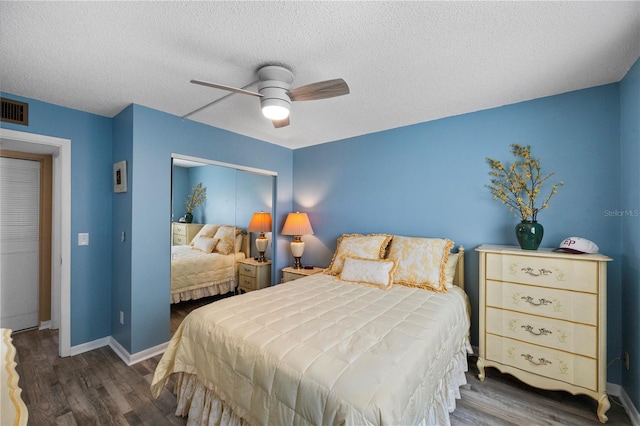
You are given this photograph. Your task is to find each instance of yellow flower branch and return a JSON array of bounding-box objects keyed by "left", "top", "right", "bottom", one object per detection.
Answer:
[
  {"left": 185, "top": 182, "right": 207, "bottom": 214},
  {"left": 486, "top": 145, "right": 563, "bottom": 222}
]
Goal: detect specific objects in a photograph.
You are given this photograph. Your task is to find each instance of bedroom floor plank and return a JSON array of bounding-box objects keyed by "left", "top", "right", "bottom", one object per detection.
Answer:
[{"left": 10, "top": 302, "right": 633, "bottom": 425}]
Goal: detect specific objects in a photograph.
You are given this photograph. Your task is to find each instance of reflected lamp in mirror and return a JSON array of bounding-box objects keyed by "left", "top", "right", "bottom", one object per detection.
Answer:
[
  {"left": 248, "top": 211, "right": 272, "bottom": 262},
  {"left": 281, "top": 212, "right": 314, "bottom": 269}
]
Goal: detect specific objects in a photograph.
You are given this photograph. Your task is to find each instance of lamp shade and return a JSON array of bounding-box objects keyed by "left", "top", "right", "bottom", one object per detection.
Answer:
[
  {"left": 281, "top": 212, "right": 314, "bottom": 236},
  {"left": 247, "top": 211, "right": 272, "bottom": 233}
]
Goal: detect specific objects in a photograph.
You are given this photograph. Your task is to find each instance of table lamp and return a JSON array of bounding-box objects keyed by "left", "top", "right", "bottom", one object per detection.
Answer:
[
  {"left": 247, "top": 211, "right": 272, "bottom": 262},
  {"left": 282, "top": 212, "right": 314, "bottom": 269}
]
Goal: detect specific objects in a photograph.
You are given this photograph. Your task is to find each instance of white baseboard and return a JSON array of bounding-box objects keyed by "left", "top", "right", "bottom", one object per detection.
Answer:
[
  {"left": 128, "top": 341, "right": 169, "bottom": 365},
  {"left": 616, "top": 385, "right": 640, "bottom": 426},
  {"left": 38, "top": 321, "right": 51, "bottom": 330},
  {"left": 108, "top": 337, "right": 168, "bottom": 366},
  {"left": 69, "top": 336, "right": 111, "bottom": 356},
  {"left": 608, "top": 382, "right": 622, "bottom": 397},
  {"left": 68, "top": 335, "right": 168, "bottom": 366}
]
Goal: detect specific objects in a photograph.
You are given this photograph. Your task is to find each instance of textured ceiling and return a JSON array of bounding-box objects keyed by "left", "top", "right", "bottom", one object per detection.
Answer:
[{"left": 1, "top": 2, "right": 639, "bottom": 149}]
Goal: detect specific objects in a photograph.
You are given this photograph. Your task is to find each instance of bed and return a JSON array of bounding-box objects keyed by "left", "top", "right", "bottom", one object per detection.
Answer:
[
  {"left": 171, "top": 224, "right": 250, "bottom": 304},
  {"left": 153, "top": 234, "right": 471, "bottom": 425}
]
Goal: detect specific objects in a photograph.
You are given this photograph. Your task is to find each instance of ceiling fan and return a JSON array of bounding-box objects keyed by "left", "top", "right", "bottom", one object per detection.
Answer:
[{"left": 186, "top": 65, "right": 350, "bottom": 128}]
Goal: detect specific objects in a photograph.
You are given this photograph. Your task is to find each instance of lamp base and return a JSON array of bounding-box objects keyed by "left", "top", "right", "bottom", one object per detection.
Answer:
[
  {"left": 255, "top": 235, "right": 268, "bottom": 262},
  {"left": 292, "top": 256, "right": 303, "bottom": 269}
]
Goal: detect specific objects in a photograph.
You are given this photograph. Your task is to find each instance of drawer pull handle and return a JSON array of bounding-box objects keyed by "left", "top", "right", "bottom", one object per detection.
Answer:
[
  {"left": 521, "top": 353, "right": 552, "bottom": 366},
  {"left": 521, "top": 267, "right": 553, "bottom": 277},
  {"left": 521, "top": 296, "right": 552, "bottom": 306},
  {"left": 521, "top": 325, "right": 552, "bottom": 336}
]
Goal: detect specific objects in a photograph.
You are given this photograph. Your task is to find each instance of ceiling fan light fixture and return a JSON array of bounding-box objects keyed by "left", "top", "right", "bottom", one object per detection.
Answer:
[{"left": 261, "top": 98, "right": 290, "bottom": 120}]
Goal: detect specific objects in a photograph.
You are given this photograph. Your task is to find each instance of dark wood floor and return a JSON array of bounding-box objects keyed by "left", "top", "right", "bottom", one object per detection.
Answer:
[{"left": 11, "top": 295, "right": 633, "bottom": 425}]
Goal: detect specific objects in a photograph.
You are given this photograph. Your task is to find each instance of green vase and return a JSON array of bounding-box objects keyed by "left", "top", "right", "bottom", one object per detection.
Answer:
[
  {"left": 185, "top": 212, "right": 193, "bottom": 223},
  {"left": 515, "top": 220, "right": 544, "bottom": 250}
]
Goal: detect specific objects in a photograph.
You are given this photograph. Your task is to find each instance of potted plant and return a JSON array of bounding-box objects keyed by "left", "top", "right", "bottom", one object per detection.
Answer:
[
  {"left": 486, "top": 144, "right": 563, "bottom": 250},
  {"left": 184, "top": 182, "right": 206, "bottom": 223}
]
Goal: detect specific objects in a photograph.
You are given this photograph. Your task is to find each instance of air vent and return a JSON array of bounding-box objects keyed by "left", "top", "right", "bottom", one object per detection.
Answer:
[{"left": 1, "top": 97, "right": 29, "bottom": 126}]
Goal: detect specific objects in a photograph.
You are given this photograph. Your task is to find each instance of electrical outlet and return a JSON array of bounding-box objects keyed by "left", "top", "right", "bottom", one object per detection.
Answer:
[
  {"left": 120, "top": 311, "right": 124, "bottom": 325},
  {"left": 624, "top": 351, "right": 630, "bottom": 370}
]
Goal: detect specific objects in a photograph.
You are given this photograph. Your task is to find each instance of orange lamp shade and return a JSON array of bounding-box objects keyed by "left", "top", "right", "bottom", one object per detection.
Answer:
[
  {"left": 281, "top": 212, "right": 314, "bottom": 236},
  {"left": 247, "top": 211, "right": 272, "bottom": 234}
]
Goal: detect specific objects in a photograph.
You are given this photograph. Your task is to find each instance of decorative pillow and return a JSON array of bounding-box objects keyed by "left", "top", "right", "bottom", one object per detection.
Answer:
[
  {"left": 325, "top": 234, "right": 392, "bottom": 276},
  {"left": 387, "top": 236, "right": 454, "bottom": 292},
  {"left": 338, "top": 256, "right": 397, "bottom": 289},
  {"left": 190, "top": 224, "right": 220, "bottom": 246},
  {"left": 192, "top": 237, "right": 219, "bottom": 253},
  {"left": 235, "top": 233, "right": 244, "bottom": 253},
  {"left": 444, "top": 252, "right": 459, "bottom": 288},
  {"left": 212, "top": 225, "right": 239, "bottom": 255}
]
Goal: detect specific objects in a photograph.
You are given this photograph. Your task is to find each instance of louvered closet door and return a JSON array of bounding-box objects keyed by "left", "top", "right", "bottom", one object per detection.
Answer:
[{"left": 0, "top": 157, "right": 40, "bottom": 331}]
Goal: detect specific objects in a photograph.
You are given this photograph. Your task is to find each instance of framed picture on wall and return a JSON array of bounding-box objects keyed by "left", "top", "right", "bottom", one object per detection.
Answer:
[{"left": 113, "top": 160, "right": 127, "bottom": 193}]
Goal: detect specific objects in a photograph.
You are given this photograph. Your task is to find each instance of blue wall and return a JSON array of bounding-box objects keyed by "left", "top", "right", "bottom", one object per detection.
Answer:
[
  {"left": 621, "top": 58, "right": 640, "bottom": 407},
  {"left": 1, "top": 94, "right": 113, "bottom": 346},
  {"left": 293, "top": 84, "right": 624, "bottom": 384},
  {"left": 111, "top": 105, "right": 134, "bottom": 349},
  {"left": 123, "top": 105, "right": 292, "bottom": 353}
]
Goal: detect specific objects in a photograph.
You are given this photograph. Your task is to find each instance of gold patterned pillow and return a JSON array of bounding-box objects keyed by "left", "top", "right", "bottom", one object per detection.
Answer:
[
  {"left": 212, "top": 225, "right": 239, "bottom": 255},
  {"left": 338, "top": 256, "right": 397, "bottom": 289},
  {"left": 324, "top": 234, "right": 392, "bottom": 276},
  {"left": 387, "top": 236, "right": 454, "bottom": 292}
]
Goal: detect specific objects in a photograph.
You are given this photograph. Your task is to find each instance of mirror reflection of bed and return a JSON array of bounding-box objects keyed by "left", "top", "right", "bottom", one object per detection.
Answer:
[{"left": 169, "top": 155, "right": 276, "bottom": 328}]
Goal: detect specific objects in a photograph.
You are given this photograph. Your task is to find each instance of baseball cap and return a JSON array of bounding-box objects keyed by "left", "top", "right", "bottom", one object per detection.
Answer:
[{"left": 553, "top": 237, "right": 599, "bottom": 254}]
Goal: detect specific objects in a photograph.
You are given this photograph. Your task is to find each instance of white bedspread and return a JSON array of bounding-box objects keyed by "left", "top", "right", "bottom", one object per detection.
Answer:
[
  {"left": 171, "top": 245, "right": 245, "bottom": 294},
  {"left": 152, "top": 273, "right": 470, "bottom": 425}
]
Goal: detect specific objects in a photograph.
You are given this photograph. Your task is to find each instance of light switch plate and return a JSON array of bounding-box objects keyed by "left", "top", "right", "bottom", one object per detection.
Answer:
[{"left": 78, "top": 233, "right": 89, "bottom": 246}]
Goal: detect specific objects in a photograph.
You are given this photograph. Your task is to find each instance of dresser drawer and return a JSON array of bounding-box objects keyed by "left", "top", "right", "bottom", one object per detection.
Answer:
[
  {"left": 173, "top": 223, "right": 187, "bottom": 235},
  {"left": 486, "top": 280, "right": 597, "bottom": 325},
  {"left": 485, "top": 334, "right": 597, "bottom": 392},
  {"left": 239, "top": 263, "right": 257, "bottom": 278},
  {"left": 486, "top": 253, "right": 598, "bottom": 293},
  {"left": 239, "top": 275, "right": 258, "bottom": 290},
  {"left": 282, "top": 271, "right": 298, "bottom": 283},
  {"left": 486, "top": 307, "right": 596, "bottom": 357},
  {"left": 173, "top": 234, "right": 188, "bottom": 245}
]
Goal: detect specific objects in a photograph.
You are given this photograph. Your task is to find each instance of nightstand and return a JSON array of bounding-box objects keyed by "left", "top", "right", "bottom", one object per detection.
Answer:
[
  {"left": 238, "top": 258, "right": 271, "bottom": 293},
  {"left": 282, "top": 266, "right": 324, "bottom": 283},
  {"left": 172, "top": 222, "right": 204, "bottom": 245}
]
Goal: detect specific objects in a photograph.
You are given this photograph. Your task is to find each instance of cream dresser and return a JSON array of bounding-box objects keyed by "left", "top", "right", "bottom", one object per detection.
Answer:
[
  {"left": 238, "top": 258, "right": 271, "bottom": 293},
  {"left": 172, "top": 222, "right": 204, "bottom": 246},
  {"left": 476, "top": 245, "right": 612, "bottom": 423}
]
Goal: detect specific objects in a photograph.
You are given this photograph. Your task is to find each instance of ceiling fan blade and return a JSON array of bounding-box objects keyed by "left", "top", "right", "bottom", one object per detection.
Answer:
[
  {"left": 272, "top": 116, "right": 290, "bottom": 128},
  {"left": 288, "top": 79, "right": 350, "bottom": 101},
  {"left": 191, "top": 80, "right": 262, "bottom": 97}
]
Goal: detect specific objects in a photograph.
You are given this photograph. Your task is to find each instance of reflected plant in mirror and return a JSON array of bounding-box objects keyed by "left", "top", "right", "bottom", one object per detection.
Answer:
[{"left": 185, "top": 182, "right": 206, "bottom": 223}]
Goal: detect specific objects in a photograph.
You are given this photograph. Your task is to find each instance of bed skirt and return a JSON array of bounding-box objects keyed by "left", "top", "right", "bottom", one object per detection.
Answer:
[
  {"left": 170, "top": 338, "right": 473, "bottom": 426},
  {"left": 170, "top": 279, "right": 236, "bottom": 304}
]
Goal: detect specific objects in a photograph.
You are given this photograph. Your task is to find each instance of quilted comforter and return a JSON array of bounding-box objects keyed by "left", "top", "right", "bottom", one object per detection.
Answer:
[
  {"left": 152, "top": 273, "right": 471, "bottom": 425},
  {"left": 171, "top": 245, "right": 245, "bottom": 294}
]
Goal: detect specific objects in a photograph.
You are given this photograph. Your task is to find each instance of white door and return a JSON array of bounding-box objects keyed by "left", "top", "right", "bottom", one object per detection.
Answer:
[{"left": 0, "top": 157, "right": 40, "bottom": 331}]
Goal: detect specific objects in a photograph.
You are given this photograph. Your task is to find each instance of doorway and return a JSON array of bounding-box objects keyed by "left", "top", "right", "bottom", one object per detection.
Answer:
[
  {"left": 0, "top": 154, "right": 52, "bottom": 331},
  {"left": 0, "top": 128, "right": 71, "bottom": 356}
]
